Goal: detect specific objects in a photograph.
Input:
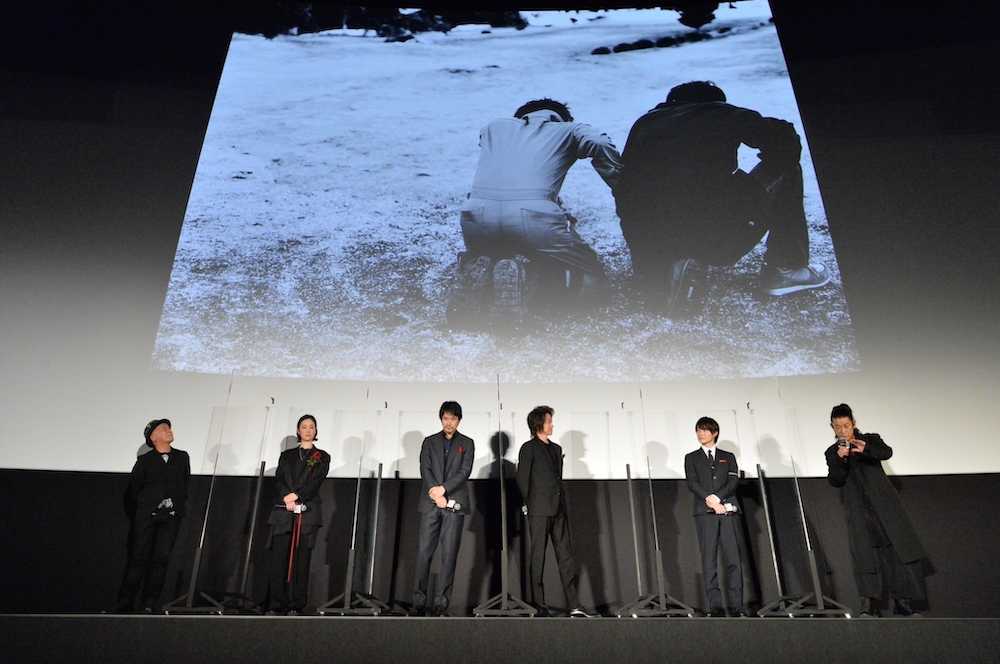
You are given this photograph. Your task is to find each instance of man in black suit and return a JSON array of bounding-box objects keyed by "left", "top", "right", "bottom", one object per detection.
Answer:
[
  {"left": 826, "top": 403, "right": 927, "bottom": 617},
  {"left": 115, "top": 419, "right": 190, "bottom": 613},
  {"left": 410, "top": 401, "right": 475, "bottom": 616},
  {"left": 516, "top": 405, "right": 594, "bottom": 617},
  {"left": 684, "top": 416, "right": 746, "bottom": 617}
]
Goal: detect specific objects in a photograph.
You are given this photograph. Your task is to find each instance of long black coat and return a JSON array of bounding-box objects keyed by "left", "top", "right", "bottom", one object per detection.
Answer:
[{"left": 825, "top": 432, "right": 927, "bottom": 572}]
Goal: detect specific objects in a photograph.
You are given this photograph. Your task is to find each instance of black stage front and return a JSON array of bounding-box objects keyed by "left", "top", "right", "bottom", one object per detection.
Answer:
[{"left": 3, "top": 615, "right": 999, "bottom": 663}]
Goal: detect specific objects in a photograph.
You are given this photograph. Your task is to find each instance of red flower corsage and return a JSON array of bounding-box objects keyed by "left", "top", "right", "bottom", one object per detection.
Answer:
[
  {"left": 458, "top": 446, "right": 464, "bottom": 454},
  {"left": 306, "top": 450, "right": 322, "bottom": 467}
]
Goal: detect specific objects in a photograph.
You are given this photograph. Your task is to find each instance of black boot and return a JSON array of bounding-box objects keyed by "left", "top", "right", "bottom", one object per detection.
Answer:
[{"left": 858, "top": 597, "right": 877, "bottom": 617}]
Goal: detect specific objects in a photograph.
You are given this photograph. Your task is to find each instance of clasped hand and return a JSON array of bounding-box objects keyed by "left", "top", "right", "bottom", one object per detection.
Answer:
[
  {"left": 429, "top": 485, "right": 447, "bottom": 509},
  {"left": 705, "top": 494, "right": 726, "bottom": 515}
]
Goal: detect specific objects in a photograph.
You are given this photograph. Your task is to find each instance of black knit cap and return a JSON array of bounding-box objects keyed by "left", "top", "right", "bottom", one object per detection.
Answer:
[{"left": 144, "top": 419, "right": 171, "bottom": 447}]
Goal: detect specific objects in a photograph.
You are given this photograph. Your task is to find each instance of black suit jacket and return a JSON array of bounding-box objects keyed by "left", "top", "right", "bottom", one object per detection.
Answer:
[
  {"left": 517, "top": 437, "right": 566, "bottom": 518},
  {"left": 418, "top": 430, "right": 475, "bottom": 515},
  {"left": 684, "top": 446, "right": 740, "bottom": 517},
  {"left": 267, "top": 445, "right": 331, "bottom": 528},
  {"left": 130, "top": 447, "right": 191, "bottom": 518}
]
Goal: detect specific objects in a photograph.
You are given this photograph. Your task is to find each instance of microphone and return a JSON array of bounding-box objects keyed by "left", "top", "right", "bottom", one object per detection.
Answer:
[{"left": 837, "top": 437, "right": 849, "bottom": 448}]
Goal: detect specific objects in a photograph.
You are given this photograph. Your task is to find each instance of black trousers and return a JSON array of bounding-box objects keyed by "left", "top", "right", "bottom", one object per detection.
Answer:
[
  {"left": 117, "top": 513, "right": 181, "bottom": 611},
  {"left": 412, "top": 508, "right": 465, "bottom": 609},
  {"left": 526, "top": 506, "right": 580, "bottom": 610},
  {"left": 622, "top": 162, "right": 810, "bottom": 279},
  {"left": 268, "top": 529, "right": 317, "bottom": 612},
  {"left": 694, "top": 513, "right": 744, "bottom": 611}
]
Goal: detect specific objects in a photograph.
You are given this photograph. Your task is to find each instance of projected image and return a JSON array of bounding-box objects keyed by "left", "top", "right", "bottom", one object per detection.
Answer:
[{"left": 153, "top": 3, "right": 859, "bottom": 382}]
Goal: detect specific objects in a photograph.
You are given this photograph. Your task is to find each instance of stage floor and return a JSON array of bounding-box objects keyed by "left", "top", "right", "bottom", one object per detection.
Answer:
[{"left": 3, "top": 615, "right": 999, "bottom": 663}]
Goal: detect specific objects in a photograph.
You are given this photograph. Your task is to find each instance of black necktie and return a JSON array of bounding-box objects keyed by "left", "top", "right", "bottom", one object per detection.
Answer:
[{"left": 707, "top": 450, "right": 714, "bottom": 466}]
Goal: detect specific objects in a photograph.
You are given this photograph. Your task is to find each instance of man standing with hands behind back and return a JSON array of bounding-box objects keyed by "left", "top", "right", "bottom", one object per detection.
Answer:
[
  {"left": 826, "top": 403, "right": 927, "bottom": 617},
  {"left": 517, "top": 406, "right": 594, "bottom": 617},
  {"left": 410, "top": 401, "right": 475, "bottom": 617},
  {"left": 684, "top": 416, "right": 747, "bottom": 617}
]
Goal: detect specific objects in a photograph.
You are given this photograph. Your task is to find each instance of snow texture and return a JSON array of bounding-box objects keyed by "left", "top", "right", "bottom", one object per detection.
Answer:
[{"left": 153, "top": 5, "right": 859, "bottom": 383}]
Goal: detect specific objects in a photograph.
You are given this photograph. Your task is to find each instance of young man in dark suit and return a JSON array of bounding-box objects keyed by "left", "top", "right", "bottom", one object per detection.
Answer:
[
  {"left": 516, "top": 405, "right": 594, "bottom": 617},
  {"left": 684, "top": 416, "right": 747, "bottom": 617},
  {"left": 409, "top": 401, "right": 475, "bottom": 616}
]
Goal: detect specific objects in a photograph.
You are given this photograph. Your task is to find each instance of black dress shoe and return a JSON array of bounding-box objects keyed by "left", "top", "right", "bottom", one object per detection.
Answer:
[
  {"left": 893, "top": 599, "right": 916, "bottom": 617},
  {"left": 532, "top": 605, "right": 550, "bottom": 617},
  {"left": 406, "top": 604, "right": 424, "bottom": 617},
  {"left": 733, "top": 608, "right": 750, "bottom": 617},
  {"left": 287, "top": 609, "right": 301, "bottom": 616},
  {"left": 432, "top": 605, "right": 449, "bottom": 617},
  {"left": 706, "top": 608, "right": 726, "bottom": 617},
  {"left": 858, "top": 597, "right": 877, "bottom": 617}
]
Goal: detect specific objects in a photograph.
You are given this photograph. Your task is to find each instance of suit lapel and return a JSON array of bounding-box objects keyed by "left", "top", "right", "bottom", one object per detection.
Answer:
[{"left": 539, "top": 439, "right": 559, "bottom": 475}]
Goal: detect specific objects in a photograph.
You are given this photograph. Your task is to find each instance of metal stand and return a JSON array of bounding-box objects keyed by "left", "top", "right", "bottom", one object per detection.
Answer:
[
  {"left": 318, "top": 463, "right": 393, "bottom": 616},
  {"left": 616, "top": 462, "right": 695, "bottom": 617},
  {"left": 474, "top": 376, "right": 535, "bottom": 617},
  {"left": 163, "top": 452, "right": 226, "bottom": 615},
  {"left": 757, "top": 460, "right": 851, "bottom": 618},
  {"left": 164, "top": 372, "right": 236, "bottom": 615},
  {"left": 221, "top": 460, "right": 266, "bottom": 614}
]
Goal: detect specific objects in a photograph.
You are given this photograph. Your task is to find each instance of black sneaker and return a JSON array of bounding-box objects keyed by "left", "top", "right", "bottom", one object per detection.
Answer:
[
  {"left": 570, "top": 606, "right": 596, "bottom": 618},
  {"left": 893, "top": 598, "right": 918, "bottom": 617},
  {"left": 760, "top": 263, "right": 830, "bottom": 296}
]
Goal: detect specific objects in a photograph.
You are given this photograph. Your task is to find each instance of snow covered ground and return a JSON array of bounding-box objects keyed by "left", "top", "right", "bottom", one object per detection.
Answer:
[{"left": 152, "top": 4, "right": 859, "bottom": 382}]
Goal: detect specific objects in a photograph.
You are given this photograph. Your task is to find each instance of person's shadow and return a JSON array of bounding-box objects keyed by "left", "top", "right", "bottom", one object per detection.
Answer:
[
  {"left": 563, "top": 430, "right": 593, "bottom": 480},
  {"left": 386, "top": 430, "right": 424, "bottom": 608},
  {"left": 753, "top": 435, "right": 832, "bottom": 605},
  {"left": 263, "top": 435, "right": 299, "bottom": 476},
  {"left": 560, "top": 430, "right": 611, "bottom": 612},
  {"left": 324, "top": 435, "right": 369, "bottom": 602},
  {"left": 644, "top": 440, "right": 684, "bottom": 603},
  {"left": 469, "top": 431, "right": 522, "bottom": 603}
]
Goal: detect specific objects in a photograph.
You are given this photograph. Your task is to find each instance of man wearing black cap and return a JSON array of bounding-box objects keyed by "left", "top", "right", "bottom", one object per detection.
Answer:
[{"left": 114, "top": 419, "right": 191, "bottom": 613}]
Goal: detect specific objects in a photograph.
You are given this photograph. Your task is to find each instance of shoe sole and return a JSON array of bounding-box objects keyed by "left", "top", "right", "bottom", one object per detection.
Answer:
[
  {"left": 762, "top": 270, "right": 831, "bottom": 296},
  {"left": 492, "top": 259, "right": 525, "bottom": 316}
]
